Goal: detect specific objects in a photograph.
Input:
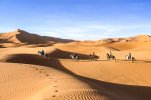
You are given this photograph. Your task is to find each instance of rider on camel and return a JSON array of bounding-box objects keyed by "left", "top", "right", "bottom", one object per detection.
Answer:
[
  {"left": 73, "top": 53, "right": 77, "bottom": 58},
  {"left": 109, "top": 51, "right": 113, "bottom": 57},
  {"left": 128, "top": 53, "right": 132, "bottom": 59},
  {"left": 93, "top": 52, "right": 95, "bottom": 57},
  {"left": 41, "top": 49, "right": 45, "bottom": 55}
]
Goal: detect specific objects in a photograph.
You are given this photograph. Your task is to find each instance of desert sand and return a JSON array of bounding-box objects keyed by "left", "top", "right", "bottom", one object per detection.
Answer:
[{"left": 0, "top": 30, "right": 151, "bottom": 100}]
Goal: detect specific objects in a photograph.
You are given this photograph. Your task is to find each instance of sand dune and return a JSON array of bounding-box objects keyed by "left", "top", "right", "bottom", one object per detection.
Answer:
[
  {"left": 0, "top": 56, "right": 109, "bottom": 100},
  {"left": 0, "top": 29, "right": 74, "bottom": 45},
  {"left": 0, "top": 30, "right": 151, "bottom": 100},
  {"left": 129, "top": 34, "right": 151, "bottom": 42},
  {"left": 0, "top": 62, "right": 108, "bottom": 100},
  {"left": 102, "top": 34, "right": 151, "bottom": 42},
  {"left": 1, "top": 53, "right": 151, "bottom": 100}
]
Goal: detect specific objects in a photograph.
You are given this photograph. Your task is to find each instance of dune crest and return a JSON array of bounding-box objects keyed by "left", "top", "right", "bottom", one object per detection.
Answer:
[
  {"left": 102, "top": 34, "right": 151, "bottom": 42},
  {"left": 0, "top": 29, "right": 74, "bottom": 45}
]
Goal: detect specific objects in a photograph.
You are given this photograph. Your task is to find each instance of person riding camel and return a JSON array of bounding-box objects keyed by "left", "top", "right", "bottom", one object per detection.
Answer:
[
  {"left": 109, "top": 51, "right": 113, "bottom": 57},
  {"left": 128, "top": 53, "right": 132, "bottom": 59},
  {"left": 73, "top": 53, "right": 77, "bottom": 58},
  {"left": 93, "top": 52, "right": 95, "bottom": 57},
  {"left": 41, "top": 49, "right": 45, "bottom": 55}
]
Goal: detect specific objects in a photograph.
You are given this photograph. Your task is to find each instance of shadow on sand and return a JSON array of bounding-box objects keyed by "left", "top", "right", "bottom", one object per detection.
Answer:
[
  {"left": 2, "top": 53, "right": 151, "bottom": 100},
  {"left": 0, "top": 45, "right": 6, "bottom": 48},
  {"left": 47, "top": 49, "right": 91, "bottom": 59}
]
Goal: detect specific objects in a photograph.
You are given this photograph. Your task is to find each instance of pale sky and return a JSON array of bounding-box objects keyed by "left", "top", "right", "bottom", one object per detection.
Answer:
[{"left": 0, "top": 0, "right": 151, "bottom": 40}]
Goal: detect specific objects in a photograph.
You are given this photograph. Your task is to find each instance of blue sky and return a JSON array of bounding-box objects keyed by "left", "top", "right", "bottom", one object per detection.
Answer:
[{"left": 0, "top": 0, "right": 151, "bottom": 40}]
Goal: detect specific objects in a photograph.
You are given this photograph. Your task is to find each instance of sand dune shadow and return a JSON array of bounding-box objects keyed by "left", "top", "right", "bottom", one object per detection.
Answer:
[{"left": 2, "top": 53, "right": 151, "bottom": 100}]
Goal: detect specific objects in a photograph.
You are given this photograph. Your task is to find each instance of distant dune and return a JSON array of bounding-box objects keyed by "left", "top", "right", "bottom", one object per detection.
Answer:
[
  {"left": 102, "top": 34, "right": 151, "bottom": 42},
  {"left": 0, "top": 29, "right": 151, "bottom": 48},
  {"left": 0, "top": 29, "right": 74, "bottom": 45}
]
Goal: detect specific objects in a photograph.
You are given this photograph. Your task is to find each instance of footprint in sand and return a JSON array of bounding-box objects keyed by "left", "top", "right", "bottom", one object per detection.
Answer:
[
  {"left": 52, "top": 95, "right": 56, "bottom": 97},
  {"left": 35, "top": 68, "right": 39, "bottom": 70},
  {"left": 46, "top": 74, "right": 49, "bottom": 76},
  {"left": 39, "top": 71, "right": 43, "bottom": 73},
  {"left": 55, "top": 90, "right": 58, "bottom": 92}
]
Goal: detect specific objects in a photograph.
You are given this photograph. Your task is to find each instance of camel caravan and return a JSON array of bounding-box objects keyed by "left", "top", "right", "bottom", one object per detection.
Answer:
[
  {"left": 70, "top": 51, "right": 136, "bottom": 63},
  {"left": 37, "top": 49, "right": 136, "bottom": 63}
]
